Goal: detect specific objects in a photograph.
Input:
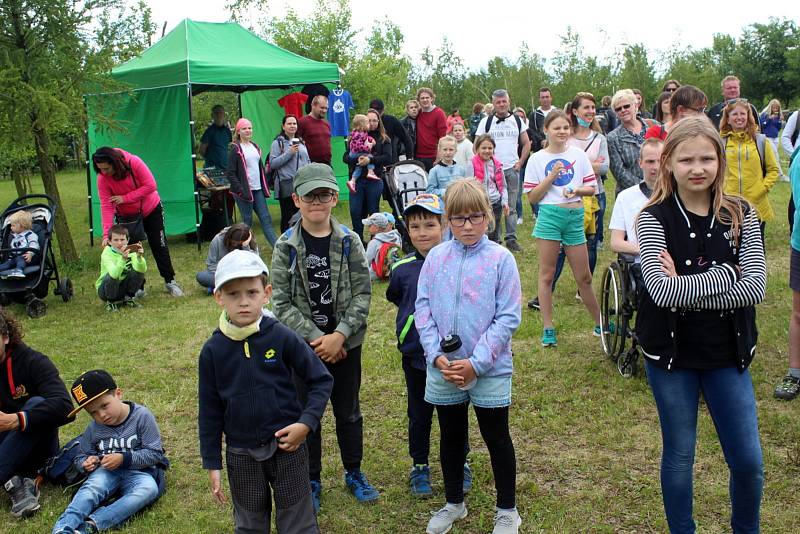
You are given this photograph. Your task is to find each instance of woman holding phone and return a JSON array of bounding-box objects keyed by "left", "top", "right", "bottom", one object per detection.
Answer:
[{"left": 269, "top": 114, "right": 310, "bottom": 232}]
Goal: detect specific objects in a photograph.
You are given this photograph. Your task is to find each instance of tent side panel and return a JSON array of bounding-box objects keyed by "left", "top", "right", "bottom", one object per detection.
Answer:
[{"left": 86, "top": 86, "right": 196, "bottom": 237}]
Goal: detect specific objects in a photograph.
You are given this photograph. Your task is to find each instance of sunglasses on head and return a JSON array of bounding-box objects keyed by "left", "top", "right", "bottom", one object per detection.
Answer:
[
  {"left": 726, "top": 98, "right": 749, "bottom": 106},
  {"left": 614, "top": 103, "right": 633, "bottom": 113}
]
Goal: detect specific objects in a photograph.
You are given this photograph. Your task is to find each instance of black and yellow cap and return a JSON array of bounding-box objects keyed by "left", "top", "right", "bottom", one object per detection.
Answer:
[{"left": 69, "top": 369, "right": 117, "bottom": 418}]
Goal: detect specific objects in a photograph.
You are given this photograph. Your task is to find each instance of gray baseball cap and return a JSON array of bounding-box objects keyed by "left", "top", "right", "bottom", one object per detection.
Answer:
[{"left": 293, "top": 163, "right": 339, "bottom": 196}]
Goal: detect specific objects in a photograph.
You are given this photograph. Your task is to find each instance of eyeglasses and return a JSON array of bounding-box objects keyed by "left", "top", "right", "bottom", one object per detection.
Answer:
[
  {"left": 449, "top": 213, "right": 486, "bottom": 227},
  {"left": 299, "top": 191, "right": 336, "bottom": 204},
  {"left": 614, "top": 103, "right": 633, "bottom": 113}
]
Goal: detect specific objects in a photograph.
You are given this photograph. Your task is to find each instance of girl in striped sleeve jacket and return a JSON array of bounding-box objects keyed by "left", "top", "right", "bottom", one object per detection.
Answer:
[{"left": 634, "top": 116, "right": 766, "bottom": 534}]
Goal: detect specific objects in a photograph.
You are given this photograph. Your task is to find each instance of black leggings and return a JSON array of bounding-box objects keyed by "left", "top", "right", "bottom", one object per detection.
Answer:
[{"left": 436, "top": 403, "right": 516, "bottom": 509}]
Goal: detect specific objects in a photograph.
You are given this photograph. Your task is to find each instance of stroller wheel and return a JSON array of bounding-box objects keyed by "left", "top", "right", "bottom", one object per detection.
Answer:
[
  {"left": 26, "top": 297, "right": 47, "bottom": 319},
  {"left": 0, "top": 293, "right": 9, "bottom": 307},
  {"left": 57, "top": 278, "right": 73, "bottom": 302}
]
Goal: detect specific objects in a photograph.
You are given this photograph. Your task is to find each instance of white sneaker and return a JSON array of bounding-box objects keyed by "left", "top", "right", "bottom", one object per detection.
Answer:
[
  {"left": 516, "top": 217, "right": 523, "bottom": 225},
  {"left": 426, "top": 503, "right": 467, "bottom": 534},
  {"left": 165, "top": 280, "right": 184, "bottom": 297},
  {"left": 492, "top": 508, "right": 522, "bottom": 534}
]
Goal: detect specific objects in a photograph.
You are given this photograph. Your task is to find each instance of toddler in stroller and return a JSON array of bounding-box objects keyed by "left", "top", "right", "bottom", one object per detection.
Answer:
[{"left": 0, "top": 211, "right": 38, "bottom": 279}]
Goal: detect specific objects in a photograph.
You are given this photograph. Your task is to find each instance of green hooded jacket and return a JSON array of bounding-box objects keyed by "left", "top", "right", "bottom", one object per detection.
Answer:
[{"left": 270, "top": 216, "right": 371, "bottom": 350}]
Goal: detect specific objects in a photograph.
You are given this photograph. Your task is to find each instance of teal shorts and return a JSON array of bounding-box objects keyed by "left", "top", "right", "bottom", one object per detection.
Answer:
[
  {"left": 532, "top": 203, "right": 586, "bottom": 246},
  {"left": 424, "top": 365, "right": 512, "bottom": 408}
]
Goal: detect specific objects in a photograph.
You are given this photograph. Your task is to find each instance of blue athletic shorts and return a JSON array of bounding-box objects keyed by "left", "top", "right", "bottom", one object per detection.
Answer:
[{"left": 532, "top": 203, "right": 586, "bottom": 246}]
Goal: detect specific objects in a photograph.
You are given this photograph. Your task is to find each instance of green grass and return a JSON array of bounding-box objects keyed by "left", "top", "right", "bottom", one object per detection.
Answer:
[{"left": 3, "top": 168, "right": 800, "bottom": 533}]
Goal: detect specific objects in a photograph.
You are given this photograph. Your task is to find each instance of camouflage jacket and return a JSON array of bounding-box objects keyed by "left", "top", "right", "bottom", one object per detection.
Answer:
[{"left": 271, "top": 216, "right": 371, "bottom": 350}]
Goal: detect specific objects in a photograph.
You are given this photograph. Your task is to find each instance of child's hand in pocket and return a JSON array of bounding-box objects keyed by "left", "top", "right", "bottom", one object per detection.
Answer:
[{"left": 275, "top": 423, "right": 311, "bottom": 452}]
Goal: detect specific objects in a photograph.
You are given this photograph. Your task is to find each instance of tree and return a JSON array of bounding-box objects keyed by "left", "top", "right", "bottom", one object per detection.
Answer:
[
  {"left": 617, "top": 44, "right": 657, "bottom": 105},
  {"left": 0, "top": 0, "right": 154, "bottom": 262},
  {"left": 734, "top": 18, "right": 799, "bottom": 106}
]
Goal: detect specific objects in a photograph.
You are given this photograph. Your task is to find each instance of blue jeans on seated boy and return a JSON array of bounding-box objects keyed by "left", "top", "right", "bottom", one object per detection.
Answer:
[
  {"left": 645, "top": 361, "right": 763, "bottom": 534},
  {"left": 51, "top": 468, "right": 159, "bottom": 533},
  {"left": 0, "top": 396, "right": 59, "bottom": 483},
  {"left": 234, "top": 192, "right": 278, "bottom": 247},
  {"left": 0, "top": 254, "right": 26, "bottom": 273}
]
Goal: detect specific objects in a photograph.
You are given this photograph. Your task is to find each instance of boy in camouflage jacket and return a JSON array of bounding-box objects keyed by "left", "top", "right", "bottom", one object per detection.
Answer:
[{"left": 270, "top": 163, "right": 378, "bottom": 510}]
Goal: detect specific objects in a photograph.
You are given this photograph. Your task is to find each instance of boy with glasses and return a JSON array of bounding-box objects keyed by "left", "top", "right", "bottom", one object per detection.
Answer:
[{"left": 271, "top": 163, "right": 378, "bottom": 511}]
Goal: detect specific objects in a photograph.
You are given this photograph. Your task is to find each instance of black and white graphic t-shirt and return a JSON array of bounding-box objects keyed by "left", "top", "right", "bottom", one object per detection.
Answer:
[{"left": 302, "top": 228, "right": 336, "bottom": 334}]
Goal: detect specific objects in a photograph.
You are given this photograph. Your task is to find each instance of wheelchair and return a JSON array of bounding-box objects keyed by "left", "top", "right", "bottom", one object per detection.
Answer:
[{"left": 599, "top": 254, "right": 643, "bottom": 377}]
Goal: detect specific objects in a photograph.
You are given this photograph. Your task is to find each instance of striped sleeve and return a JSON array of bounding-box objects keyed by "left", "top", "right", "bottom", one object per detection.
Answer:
[
  {"left": 696, "top": 207, "right": 766, "bottom": 309},
  {"left": 126, "top": 406, "right": 164, "bottom": 469},
  {"left": 636, "top": 211, "right": 739, "bottom": 308}
]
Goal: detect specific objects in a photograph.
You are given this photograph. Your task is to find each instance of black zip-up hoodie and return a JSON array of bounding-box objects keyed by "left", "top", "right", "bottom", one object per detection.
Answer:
[{"left": 198, "top": 316, "right": 333, "bottom": 470}]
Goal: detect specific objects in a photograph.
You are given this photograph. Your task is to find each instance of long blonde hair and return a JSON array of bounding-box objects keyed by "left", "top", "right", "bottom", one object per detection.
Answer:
[{"left": 643, "top": 116, "right": 744, "bottom": 244}]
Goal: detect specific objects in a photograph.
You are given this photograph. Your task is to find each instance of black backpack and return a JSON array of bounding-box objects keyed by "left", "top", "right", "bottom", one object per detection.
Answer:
[
  {"left": 482, "top": 113, "right": 523, "bottom": 135},
  {"left": 39, "top": 435, "right": 87, "bottom": 488}
]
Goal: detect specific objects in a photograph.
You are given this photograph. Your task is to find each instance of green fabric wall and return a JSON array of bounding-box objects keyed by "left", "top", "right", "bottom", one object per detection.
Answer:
[{"left": 86, "top": 86, "right": 196, "bottom": 237}]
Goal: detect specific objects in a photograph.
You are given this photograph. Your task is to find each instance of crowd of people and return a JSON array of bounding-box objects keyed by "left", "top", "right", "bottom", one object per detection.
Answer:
[{"left": 1, "top": 73, "right": 799, "bottom": 534}]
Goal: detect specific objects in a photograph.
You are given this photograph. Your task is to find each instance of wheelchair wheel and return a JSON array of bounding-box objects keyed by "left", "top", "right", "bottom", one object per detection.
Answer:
[{"left": 600, "top": 261, "right": 629, "bottom": 361}]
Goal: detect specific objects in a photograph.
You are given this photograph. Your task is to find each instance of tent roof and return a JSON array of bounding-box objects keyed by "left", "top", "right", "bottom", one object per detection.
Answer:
[{"left": 112, "top": 20, "right": 340, "bottom": 90}]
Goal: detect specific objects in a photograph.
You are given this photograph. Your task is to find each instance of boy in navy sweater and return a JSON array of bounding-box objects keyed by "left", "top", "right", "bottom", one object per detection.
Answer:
[
  {"left": 386, "top": 194, "right": 472, "bottom": 497},
  {"left": 198, "top": 250, "right": 333, "bottom": 533}
]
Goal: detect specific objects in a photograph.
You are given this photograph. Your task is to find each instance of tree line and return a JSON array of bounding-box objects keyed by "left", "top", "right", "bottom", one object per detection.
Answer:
[{"left": 1, "top": 0, "right": 798, "bottom": 262}]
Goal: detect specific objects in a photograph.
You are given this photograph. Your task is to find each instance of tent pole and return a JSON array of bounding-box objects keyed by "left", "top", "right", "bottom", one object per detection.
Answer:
[
  {"left": 84, "top": 97, "right": 94, "bottom": 247},
  {"left": 188, "top": 84, "right": 201, "bottom": 251}
]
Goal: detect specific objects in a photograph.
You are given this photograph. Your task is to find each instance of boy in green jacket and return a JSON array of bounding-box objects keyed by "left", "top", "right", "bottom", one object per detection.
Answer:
[
  {"left": 95, "top": 224, "right": 146, "bottom": 311},
  {"left": 271, "top": 163, "right": 377, "bottom": 512}
]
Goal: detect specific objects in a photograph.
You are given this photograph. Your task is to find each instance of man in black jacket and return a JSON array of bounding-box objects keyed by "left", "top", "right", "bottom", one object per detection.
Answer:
[
  {"left": 706, "top": 75, "right": 759, "bottom": 130},
  {"left": 0, "top": 310, "right": 73, "bottom": 518},
  {"left": 369, "top": 99, "right": 412, "bottom": 163}
]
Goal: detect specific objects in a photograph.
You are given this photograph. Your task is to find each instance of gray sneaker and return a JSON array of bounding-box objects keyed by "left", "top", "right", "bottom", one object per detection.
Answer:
[
  {"left": 164, "top": 280, "right": 184, "bottom": 297},
  {"left": 774, "top": 374, "right": 800, "bottom": 400},
  {"left": 4, "top": 476, "right": 40, "bottom": 518},
  {"left": 492, "top": 508, "right": 522, "bottom": 534},
  {"left": 426, "top": 503, "right": 467, "bottom": 534}
]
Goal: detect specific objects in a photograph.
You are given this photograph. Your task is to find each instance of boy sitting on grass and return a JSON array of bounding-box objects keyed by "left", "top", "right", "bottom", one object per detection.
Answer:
[
  {"left": 52, "top": 369, "right": 168, "bottom": 534},
  {"left": 199, "top": 250, "right": 333, "bottom": 533},
  {"left": 95, "top": 225, "right": 145, "bottom": 311},
  {"left": 386, "top": 194, "right": 473, "bottom": 498}
]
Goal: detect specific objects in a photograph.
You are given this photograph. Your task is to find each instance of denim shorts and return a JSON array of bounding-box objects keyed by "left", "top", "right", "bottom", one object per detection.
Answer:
[
  {"left": 424, "top": 364, "right": 512, "bottom": 408},
  {"left": 532, "top": 203, "right": 586, "bottom": 246}
]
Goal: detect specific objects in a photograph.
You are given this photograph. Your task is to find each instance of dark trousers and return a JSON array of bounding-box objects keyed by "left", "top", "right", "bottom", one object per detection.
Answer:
[
  {"left": 226, "top": 444, "right": 319, "bottom": 534},
  {"left": 278, "top": 197, "right": 299, "bottom": 234},
  {"left": 97, "top": 272, "right": 145, "bottom": 302},
  {"left": 402, "top": 359, "right": 434, "bottom": 466},
  {"left": 295, "top": 345, "right": 363, "bottom": 480},
  {"left": 487, "top": 202, "right": 504, "bottom": 243},
  {"left": 348, "top": 178, "right": 383, "bottom": 240},
  {"left": 0, "top": 396, "right": 59, "bottom": 484},
  {"left": 142, "top": 203, "right": 176, "bottom": 283},
  {"left": 436, "top": 403, "right": 516, "bottom": 509},
  {"left": 418, "top": 157, "right": 435, "bottom": 172}
]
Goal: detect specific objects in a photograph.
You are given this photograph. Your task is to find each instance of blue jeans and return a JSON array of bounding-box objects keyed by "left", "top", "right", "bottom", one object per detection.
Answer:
[
  {"left": 0, "top": 396, "right": 59, "bottom": 484},
  {"left": 645, "top": 361, "right": 763, "bottom": 534},
  {"left": 596, "top": 191, "right": 606, "bottom": 244},
  {"left": 52, "top": 468, "right": 159, "bottom": 532},
  {"left": 349, "top": 176, "right": 383, "bottom": 239},
  {"left": 515, "top": 170, "right": 524, "bottom": 220},
  {"left": 0, "top": 255, "right": 25, "bottom": 273},
  {"left": 349, "top": 152, "right": 374, "bottom": 179},
  {"left": 235, "top": 191, "right": 278, "bottom": 247}
]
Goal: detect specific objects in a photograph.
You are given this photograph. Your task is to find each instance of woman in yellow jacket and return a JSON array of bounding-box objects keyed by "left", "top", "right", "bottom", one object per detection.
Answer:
[{"left": 720, "top": 99, "right": 780, "bottom": 242}]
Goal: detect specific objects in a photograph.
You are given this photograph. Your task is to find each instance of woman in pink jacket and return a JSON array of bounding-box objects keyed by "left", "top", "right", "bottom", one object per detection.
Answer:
[{"left": 92, "top": 147, "right": 183, "bottom": 297}]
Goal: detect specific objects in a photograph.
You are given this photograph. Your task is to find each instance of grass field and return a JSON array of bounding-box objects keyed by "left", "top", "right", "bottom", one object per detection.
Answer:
[{"left": 2, "top": 168, "right": 799, "bottom": 533}]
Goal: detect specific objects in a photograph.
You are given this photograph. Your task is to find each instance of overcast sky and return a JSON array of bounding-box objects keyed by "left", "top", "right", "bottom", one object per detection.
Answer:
[{"left": 147, "top": 0, "right": 797, "bottom": 71}]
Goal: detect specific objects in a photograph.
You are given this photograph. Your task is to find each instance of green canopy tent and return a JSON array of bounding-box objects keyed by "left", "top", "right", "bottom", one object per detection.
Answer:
[{"left": 84, "top": 19, "right": 346, "bottom": 243}]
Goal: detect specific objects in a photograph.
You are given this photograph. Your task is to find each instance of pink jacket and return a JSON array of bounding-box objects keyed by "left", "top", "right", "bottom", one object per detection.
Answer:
[
  {"left": 97, "top": 149, "right": 161, "bottom": 236},
  {"left": 471, "top": 154, "right": 505, "bottom": 195}
]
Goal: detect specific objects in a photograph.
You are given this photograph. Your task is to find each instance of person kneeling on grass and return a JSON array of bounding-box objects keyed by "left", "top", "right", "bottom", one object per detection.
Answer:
[
  {"left": 52, "top": 369, "right": 169, "bottom": 534},
  {"left": 0, "top": 210, "right": 39, "bottom": 279},
  {"left": 199, "top": 250, "right": 333, "bottom": 533},
  {"left": 1, "top": 310, "right": 73, "bottom": 519},
  {"left": 196, "top": 223, "right": 259, "bottom": 294},
  {"left": 385, "top": 194, "right": 473, "bottom": 498},
  {"left": 95, "top": 224, "right": 145, "bottom": 311}
]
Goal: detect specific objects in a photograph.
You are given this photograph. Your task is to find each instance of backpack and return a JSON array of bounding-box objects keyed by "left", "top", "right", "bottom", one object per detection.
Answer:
[
  {"left": 265, "top": 137, "right": 285, "bottom": 191},
  {"left": 371, "top": 242, "right": 402, "bottom": 280},
  {"left": 39, "top": 435, "right": 87, "bottom": 488},
  {"left": 723, "top": 134, "right": 767, "bottom": 177},
  {"left": 482, "top": 113, "right": 523, "bottom": 135}
]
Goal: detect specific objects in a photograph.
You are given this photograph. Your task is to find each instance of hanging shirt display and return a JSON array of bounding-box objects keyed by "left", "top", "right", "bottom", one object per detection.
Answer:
[
  {"left": 301, "top": 84, "right": 330, "bottom": 114},
  {"left": 327, "top": 89, "right": 354, "bottom": 137},
  {"left": 278, "top": 92, "right": 308, "bottom": 117}
]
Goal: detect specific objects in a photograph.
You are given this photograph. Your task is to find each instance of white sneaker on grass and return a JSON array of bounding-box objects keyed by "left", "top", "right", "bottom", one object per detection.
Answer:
[
  {"left": 165, "top": 280, "right": 184, "bottom": 297},
  {"left": 492, "top": 508, "right": 522, "bottom": 534},
  {"left": 426, "top": 502, "right": 467, "bottom": 534}
]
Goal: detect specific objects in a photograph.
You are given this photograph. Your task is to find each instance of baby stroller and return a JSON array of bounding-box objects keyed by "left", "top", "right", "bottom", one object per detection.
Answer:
[
  {"left": 0, "top": 195, "right": 73, "bottom": 318},
  {"left": 384, "top": 160, "right": 429, "bottom": 253}
]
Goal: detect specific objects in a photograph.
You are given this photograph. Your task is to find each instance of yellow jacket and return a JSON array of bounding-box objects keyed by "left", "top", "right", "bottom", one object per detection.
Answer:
[{"left": 722, "top": 131, "right": 779, "bottom": 221}]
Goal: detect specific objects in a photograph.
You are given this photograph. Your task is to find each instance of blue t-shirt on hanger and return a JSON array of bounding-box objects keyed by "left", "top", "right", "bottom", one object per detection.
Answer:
[{"left": 328, "top": 89, "right": 354, "bottom": 137}]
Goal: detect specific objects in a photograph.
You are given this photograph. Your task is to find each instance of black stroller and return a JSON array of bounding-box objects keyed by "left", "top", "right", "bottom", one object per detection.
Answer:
[
  {"left": 384, "top": 160, "right": 429, "bottom": 253},
  {"left": 0, "top": 195, "right": 73, "bottom": 318}
]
